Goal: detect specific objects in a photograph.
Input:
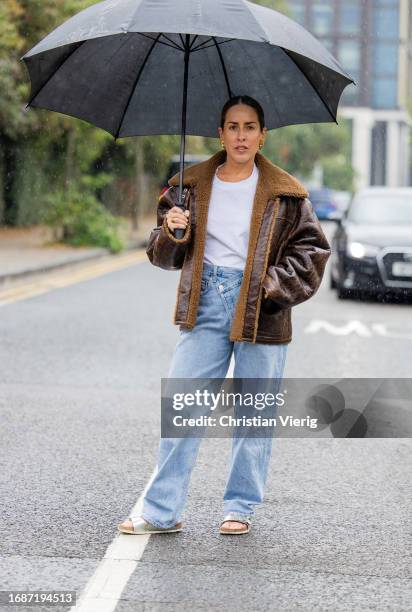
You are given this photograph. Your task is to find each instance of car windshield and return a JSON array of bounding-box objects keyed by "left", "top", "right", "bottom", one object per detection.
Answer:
[{"left": 347, "top": 194, "right": 412, "bottom": 224}]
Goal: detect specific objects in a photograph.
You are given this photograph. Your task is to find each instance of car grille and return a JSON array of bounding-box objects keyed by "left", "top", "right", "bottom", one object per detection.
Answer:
[{"left": 377, "top": 248, "right": 412, "bottom": 287}]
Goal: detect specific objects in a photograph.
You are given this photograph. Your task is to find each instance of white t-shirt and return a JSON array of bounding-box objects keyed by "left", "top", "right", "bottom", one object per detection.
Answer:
[{"left": 203, "top": 162, "right": 259, "bottom": 270}]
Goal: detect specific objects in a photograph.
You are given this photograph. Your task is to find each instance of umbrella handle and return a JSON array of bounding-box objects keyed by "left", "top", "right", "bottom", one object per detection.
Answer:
[
  {"left": 174, "top": 227, "right": 185, "bottom": 240},
  {"left": 173, "top": 187, "right": 189, "bottom": 240}
]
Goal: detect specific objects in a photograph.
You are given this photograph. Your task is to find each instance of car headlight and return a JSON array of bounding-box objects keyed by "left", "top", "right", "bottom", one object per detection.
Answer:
[{"left": 347, "top": 242, "right": 380, "bottom": 258}]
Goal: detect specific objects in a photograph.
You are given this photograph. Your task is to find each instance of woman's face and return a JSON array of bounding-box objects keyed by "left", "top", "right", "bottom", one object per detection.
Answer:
[{"left": 218, "top": 104, "right": 267, "bottom": 164}]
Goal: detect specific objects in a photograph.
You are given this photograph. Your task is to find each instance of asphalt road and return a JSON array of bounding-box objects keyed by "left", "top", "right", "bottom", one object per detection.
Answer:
[{"left": 0, "top": 221, "right": 411, "bottom": 611}]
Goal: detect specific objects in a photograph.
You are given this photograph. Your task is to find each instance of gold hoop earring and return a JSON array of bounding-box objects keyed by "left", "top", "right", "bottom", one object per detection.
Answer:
[
  {"left": 259, "top": 142, "right": 263, "bottom": 149},
  {"left": 221, "top": 141, "right": 225, "bottom": 149}
]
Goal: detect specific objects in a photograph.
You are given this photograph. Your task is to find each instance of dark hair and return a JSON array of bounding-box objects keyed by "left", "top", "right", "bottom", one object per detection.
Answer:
[{"left": 220, "top": 95, "right": 265, "bottom": 131}]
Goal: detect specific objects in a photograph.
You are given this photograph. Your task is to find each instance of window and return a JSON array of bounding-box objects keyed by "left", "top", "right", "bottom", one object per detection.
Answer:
[
  {"left": 337, "top": 40, "right": 361, "bottom": 73},
  {"left": 312, "top": 0, "right": 334, "bottom": 36},
  {"left": 348, "top": 194, "right": 412, "bottom": 224},
  {"left": 339, "top": 1, "right": 361, "bottom": 34},
  {"left": 373, "top": 7, "right": 399, "bottom": 38},
  {"left": 372, "top": 43, "right": 398, "bottom": 76},
  {"left": 372, "top": 78, "right": 398, "bottom": 108}
]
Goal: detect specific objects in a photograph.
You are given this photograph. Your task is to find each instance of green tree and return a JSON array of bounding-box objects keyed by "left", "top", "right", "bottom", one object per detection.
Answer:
[
  {"left": 0, "top": 0, "right": 356, "bottom": 232},
  {"left": 0, "top": 0, "right": 129, "bottom": 242},
  {"left": 264, "top": 120, "right": 355, "bottom": 190}
]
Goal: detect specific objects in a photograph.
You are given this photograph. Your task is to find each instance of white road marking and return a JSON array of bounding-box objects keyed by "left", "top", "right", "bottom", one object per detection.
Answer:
[
  {"left": 371, "top": 323, "right": 412, "bottom": 340},
  {"left": 304, "top": 319, "right": 412, "bottom": 340},
  {"left": 304, "top": 319, "right": 373, "bottom": 336},
  {"left": 71, "top": 468, "right": 157, "bottom": 612}
]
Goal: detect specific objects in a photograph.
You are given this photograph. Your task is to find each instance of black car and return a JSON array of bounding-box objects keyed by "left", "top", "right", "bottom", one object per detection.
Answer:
[
  {"left": 330, "top": 187, "right": 412, "bottom": 299},
  {"left": 159, "top": 154, "right": 209, "bottom": 198}
]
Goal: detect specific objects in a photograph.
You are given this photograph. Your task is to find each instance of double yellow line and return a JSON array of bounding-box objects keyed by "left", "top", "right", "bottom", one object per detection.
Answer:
[{"left": 0, "top": 250, "right": 147, "bottom": 307}]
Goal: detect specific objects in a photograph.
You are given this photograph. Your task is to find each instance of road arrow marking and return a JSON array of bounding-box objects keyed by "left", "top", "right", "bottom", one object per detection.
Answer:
[{"left": 304, "top": 320, "right": 373, "bottom": 337}]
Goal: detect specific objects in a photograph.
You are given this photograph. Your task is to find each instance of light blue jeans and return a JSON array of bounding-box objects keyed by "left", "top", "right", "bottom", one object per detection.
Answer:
[{"left": 137, "top": 262, "right": 288, "bottom": 529}]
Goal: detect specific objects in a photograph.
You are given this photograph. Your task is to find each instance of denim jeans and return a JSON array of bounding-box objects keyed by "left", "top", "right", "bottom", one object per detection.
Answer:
[{"left": 135, "top": 262, "right": 288, "bottom": 529}]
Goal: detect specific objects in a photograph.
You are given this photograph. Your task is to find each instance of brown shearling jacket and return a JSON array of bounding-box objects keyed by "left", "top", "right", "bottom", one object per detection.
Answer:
[{"left": 146, "top": 149, "right": 331, "bottom": 344}]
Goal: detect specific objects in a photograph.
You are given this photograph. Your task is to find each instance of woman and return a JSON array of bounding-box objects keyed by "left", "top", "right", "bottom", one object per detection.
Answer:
[{"left": 119, "top": 95, "right": 331, "bottom": 535}]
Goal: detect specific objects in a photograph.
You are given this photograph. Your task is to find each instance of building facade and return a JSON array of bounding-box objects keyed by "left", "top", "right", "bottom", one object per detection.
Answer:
[{"left": 288, "top": 0, "right": 411, "bottom": 188}]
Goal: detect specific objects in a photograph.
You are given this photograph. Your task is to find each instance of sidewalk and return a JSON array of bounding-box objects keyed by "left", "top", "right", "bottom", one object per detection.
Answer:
[{"left": 0, "top": 214, "right": 157, "bottom": 285}]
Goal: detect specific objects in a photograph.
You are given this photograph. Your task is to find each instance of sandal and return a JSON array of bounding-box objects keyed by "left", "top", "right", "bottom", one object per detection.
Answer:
[
  {"left": 118, "top": 517, "right": 183, "bottom": 535},
  {"left": 219, "top": 513, "right": 252, "bottom": 535}
]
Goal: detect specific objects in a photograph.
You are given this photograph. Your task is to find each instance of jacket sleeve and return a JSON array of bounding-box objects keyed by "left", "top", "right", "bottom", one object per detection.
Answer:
[
  {"left": 261, "top": 198, "right": 331, "bottom": 308},
  {"left": 146, "top": 186, "right": 192, "bottom": 271}
]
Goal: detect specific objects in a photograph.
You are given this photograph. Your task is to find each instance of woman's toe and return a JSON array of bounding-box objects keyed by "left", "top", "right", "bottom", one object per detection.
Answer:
[{"left": 120, "top": 519, "right": 134, "bottom": 530}]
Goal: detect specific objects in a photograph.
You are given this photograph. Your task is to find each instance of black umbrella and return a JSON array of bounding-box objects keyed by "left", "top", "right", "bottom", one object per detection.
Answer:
[{"left": 21, "top": 0, "right": 355, "bottom": 238}]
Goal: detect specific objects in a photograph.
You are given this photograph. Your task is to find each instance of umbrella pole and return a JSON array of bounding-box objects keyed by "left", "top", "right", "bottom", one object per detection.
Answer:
[{"left": 174, "top": 34, "right": 191, "bottom": 239}]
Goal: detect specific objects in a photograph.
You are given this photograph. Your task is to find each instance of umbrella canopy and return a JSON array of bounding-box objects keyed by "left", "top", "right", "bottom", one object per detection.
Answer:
[{"left": 21, "top": 0, "right": 354, "bottom": 139}]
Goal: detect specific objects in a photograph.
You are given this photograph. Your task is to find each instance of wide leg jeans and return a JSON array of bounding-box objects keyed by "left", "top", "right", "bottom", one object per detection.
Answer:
[{"left": 135, "top": 262, "right": 288, "bottom": 529}]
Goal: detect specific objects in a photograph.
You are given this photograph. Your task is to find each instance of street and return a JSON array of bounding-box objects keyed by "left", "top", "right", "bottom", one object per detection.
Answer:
[{"left": 0, "top": 221, "right": 411, "bottom": 611}]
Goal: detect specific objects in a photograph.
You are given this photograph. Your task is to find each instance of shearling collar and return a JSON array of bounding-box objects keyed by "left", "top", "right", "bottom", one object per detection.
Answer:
[{"left": 168, "top": 149, "right": 308, "bottom": 200}]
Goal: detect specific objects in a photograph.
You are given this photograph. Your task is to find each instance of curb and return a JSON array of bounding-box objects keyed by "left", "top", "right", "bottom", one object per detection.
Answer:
[{"left": 0, "top": 237, "right": 149, "bottom": 285}]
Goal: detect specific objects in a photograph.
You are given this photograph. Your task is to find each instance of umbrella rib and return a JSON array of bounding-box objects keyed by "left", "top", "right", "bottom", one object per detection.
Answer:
[
  {"left": 160, "top": 33, "right": 184, "bottom": 51},
  {"left": 281, "top": 48, "right": 338, "bottom": 124},
  {"left": 212, "top": 37, "right": 232, "bottom": 99},
  {"left": 114, "top": 33, "right": 162, "bottom": 140},
  {"left": 189, "top": 35, "right": 199, "bottom": 50},
  {"left": 25, "top": 40, "right": 85, "bottom": 108},
  {"left": 191, "top": 36, "right": 213, "bottom": 51},
  {"left": 191, "top": 38, "right": 235, "bottom": 53},
  {"left": 137, "top": 32, "right": 183, "bottom": 51},
  {"left": 178, "top": 33, "right": 197, "bottom": 49}
]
